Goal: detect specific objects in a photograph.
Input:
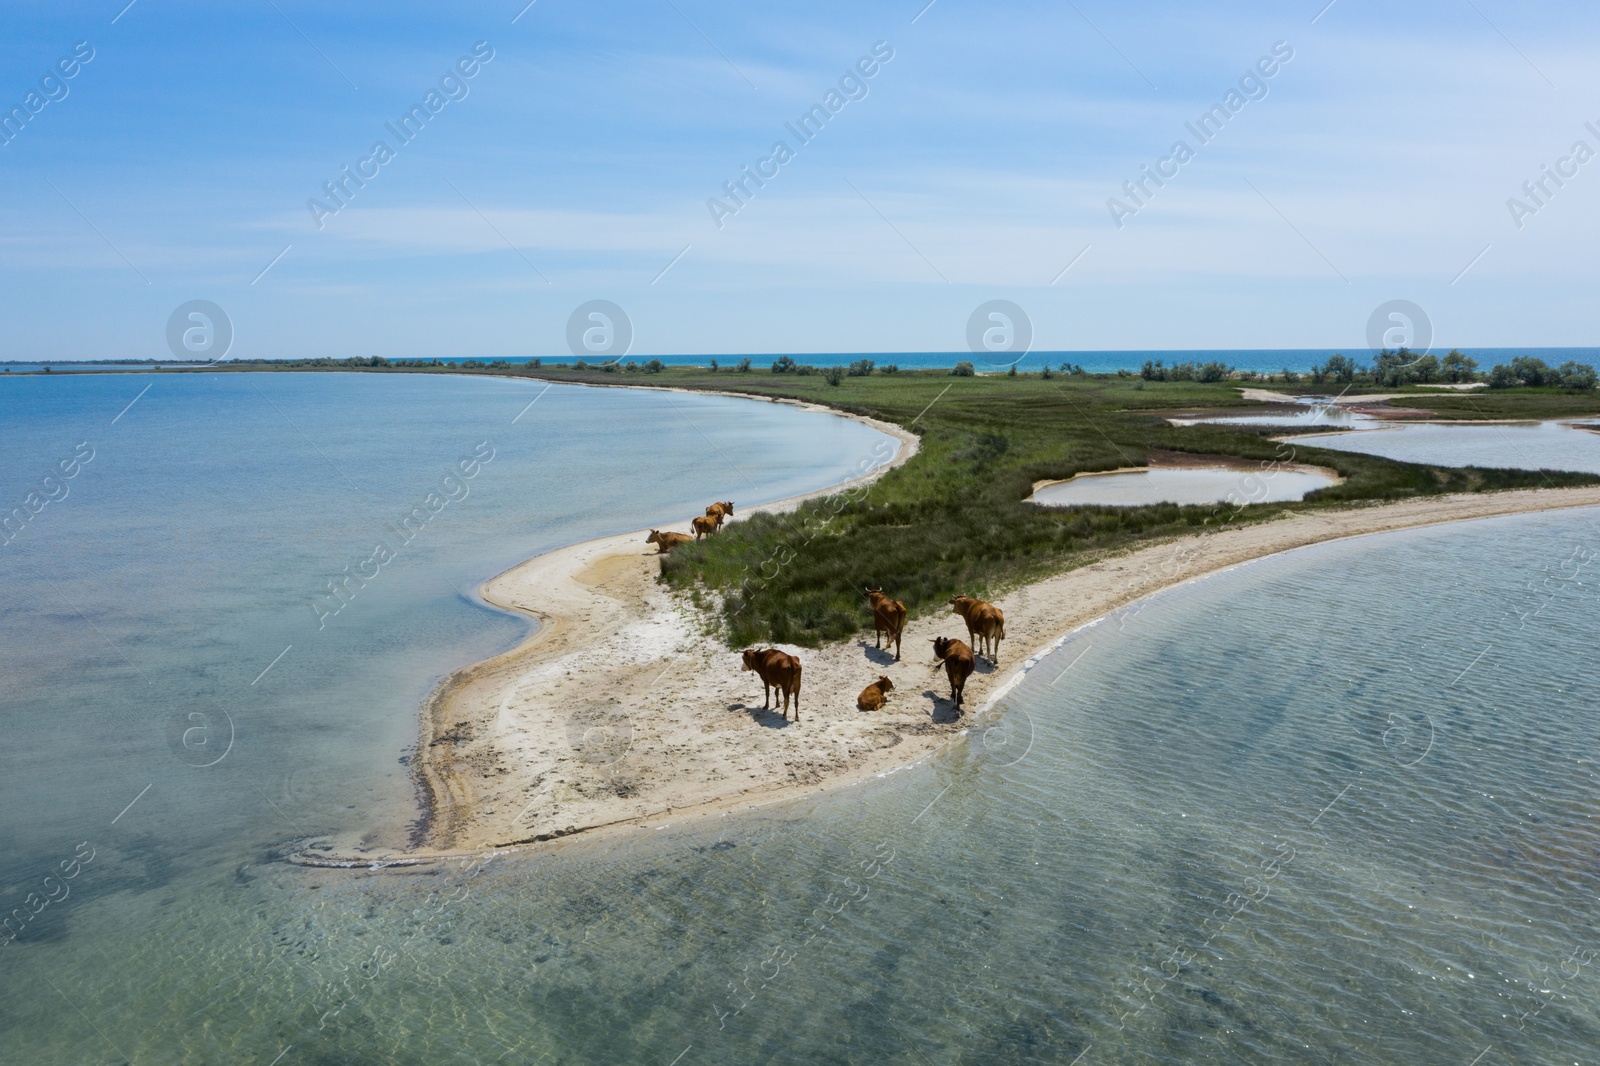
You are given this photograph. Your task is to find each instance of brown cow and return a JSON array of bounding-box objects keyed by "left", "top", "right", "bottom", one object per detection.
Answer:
[
  {"left": 691, "top": 515, "right": 720, "bottom": 540},
  {"left": 949, "top": 595, "right": 1005, "bottom": 661},
  {"left": 856, "top": 675, "right": 894, "bottom": 711},
  {"left": 741, "top": 648, "right": 803, "bottom": 721},
  {"left": 863, "top": 587, "right": 907, "bottom": 661},
  {"left": 706, "top": 501, "right": 735, "bottom": 519},
  {"left": 930, "top": 637, "right": 976, "bottom": 711},
  {"left": 646, "top": 530, "right": 693, "bottom": 554}
]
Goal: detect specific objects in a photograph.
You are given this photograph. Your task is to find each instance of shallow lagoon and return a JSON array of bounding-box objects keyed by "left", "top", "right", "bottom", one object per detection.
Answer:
[
  {"left": 1294, "top": 420, "right": 1600, "bottom": 474},
  {"left": 6, "top": 376, "right": 1600, "bottom": 1064}
]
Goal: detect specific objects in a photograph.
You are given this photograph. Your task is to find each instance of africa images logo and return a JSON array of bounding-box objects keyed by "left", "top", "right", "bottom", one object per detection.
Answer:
[
  {"left": 0, "top": 40, "right": 95, "bottom": 148},
  {"left": 1107, "top": 41, "right": 1294, "bottom": 228},
  {"left": 706, "top": 42, "right": 895, "bottom": 229},
  {"left": 306, "top": 42, "right": 496, "bottom": 230}
]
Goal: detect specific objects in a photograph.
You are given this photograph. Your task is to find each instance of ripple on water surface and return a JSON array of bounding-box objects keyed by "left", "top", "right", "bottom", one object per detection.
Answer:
[{"left": 5, "top": 379, "right": 1600, "bottom": 1062}]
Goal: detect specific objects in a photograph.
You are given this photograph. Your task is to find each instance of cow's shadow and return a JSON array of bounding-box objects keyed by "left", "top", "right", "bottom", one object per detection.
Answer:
[
  {"left": 921, "top": 689, "right": 964, "bottom": 725},
  {"left": 728, "top": 701, "right": 796, "bottom": 729},
  {"left": 972, "top": 656, "right": 998, "bottom": 675},
  {"left": 858, "top": 641, "right": 899, "bottom": 666}
]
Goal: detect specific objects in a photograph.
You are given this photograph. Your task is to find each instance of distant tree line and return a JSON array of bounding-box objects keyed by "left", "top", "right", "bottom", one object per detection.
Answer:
[
  {"left": 1306, "top": 349, "right": 1479, "bottom": 386},
  {"left": 1487, "top": 355, "right": 1597, "bottom": 390},
  {"left": 1139, "top": 359, "right": 1233, "bottom": 383},
  {"left": 212, "top": 351, "right": 1598, "bottom": 391},
  {"left": 766, "top": 356, "right": 887, "bottom": 382},
  {"left": 1303, "top": 349, "right": 1597, "bottom": 391}
]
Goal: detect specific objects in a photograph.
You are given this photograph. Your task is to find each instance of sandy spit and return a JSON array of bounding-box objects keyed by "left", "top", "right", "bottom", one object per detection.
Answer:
[
  {"left": 397, "top": 396, "right": 921, "bottom": 858},
  {"left": 300, "top": 383, "right": 1600, "bottom": 867},
  {"left": 372, "top": 482, "right": 1600, "bottom": 865}
]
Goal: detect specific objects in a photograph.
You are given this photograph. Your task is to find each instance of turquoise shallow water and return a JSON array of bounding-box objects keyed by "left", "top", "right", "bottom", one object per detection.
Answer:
[
  {"left": 0, "top": 372, "right": 895, "bottom": 854},
  {"left": 6, "top": 374, "right": 1600, "bottom": 1064},
  {"left": 0, "top": 372, "right": 896, "bottom": 1061}
]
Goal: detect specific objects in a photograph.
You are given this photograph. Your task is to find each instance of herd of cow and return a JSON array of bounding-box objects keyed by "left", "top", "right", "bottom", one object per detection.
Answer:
[
  {"left": 646, "top": 500, "right": 734, "bottom": 555},
  {"left": 644, "top": 501, "right": 1008, "bottom": 725}
]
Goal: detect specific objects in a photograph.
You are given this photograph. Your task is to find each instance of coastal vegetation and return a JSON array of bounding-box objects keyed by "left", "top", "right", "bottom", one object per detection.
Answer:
[
  {"left": 39, "top": 358, "right": 1600, "bottom": 647},
  {"left": 502, "top": 365, "right": 1598, "bottom": 647},
  {"left": 1486, "top": 355, "right": 1598, "bottom": 391},
  {"left": 1132, "top": 348, "right": 1596, "bottom": 391}
]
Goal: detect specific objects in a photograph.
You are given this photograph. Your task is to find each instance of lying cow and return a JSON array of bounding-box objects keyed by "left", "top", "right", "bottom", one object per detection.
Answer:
[
  {"left": 646, "top": 529, "right": 693, "bottom": 554},
  {"left": 863, "top": 587, "right": 907, "bottom": 661},
  {"left": 930, "top": 636, "right": 975, "bottom": 711},
  {"left": 856, "top": 675, "right": 894, "bottom": 711},
  {"left": 742, "top": 648, "right": 803, "bottom": 721},
  {"left": 949, "top": 595, "right": 1005, "bottom": 662},
  {"left": 691, "top": 514, "right": 720, "bottom": 540}
]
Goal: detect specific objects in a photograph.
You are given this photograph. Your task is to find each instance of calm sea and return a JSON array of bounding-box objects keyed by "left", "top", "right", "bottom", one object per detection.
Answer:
[
  {"left": 8, "top": 348, "right": 1600, "bottom": 374},
  {"left": 4, "top": 373, "right": 1599, "bottom": 1064}
]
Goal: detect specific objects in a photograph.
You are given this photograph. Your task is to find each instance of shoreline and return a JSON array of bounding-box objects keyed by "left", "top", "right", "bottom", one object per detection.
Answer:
[
  {"left": 347, "top": 483, "right": 1600, "bottom": 867},
  {"left": 296, "top": 380, "right": 1600, "bottom": 869},
  {"left": 401, "top": 388, "right": 921, "bottom": 858}
]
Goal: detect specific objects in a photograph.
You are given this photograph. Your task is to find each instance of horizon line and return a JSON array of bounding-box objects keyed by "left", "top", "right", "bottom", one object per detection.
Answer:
[{"left": 8, "top": 345, "right": 1600, "bottom": 365}]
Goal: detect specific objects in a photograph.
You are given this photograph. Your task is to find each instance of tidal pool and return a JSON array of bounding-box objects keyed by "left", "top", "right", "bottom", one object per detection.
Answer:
[
  {"left": 1029, "top": 465, "right": 1337, "bottom": 507},
  {"left": 1293, "top": 420, "right": 1600, "bottom": 474}
]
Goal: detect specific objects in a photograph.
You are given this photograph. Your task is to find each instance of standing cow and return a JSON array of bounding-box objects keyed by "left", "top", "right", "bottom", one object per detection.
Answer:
[
  {"left": 706, "top": 501, "right": 735, "bottom": 519},
  {"left": 949, "top": 595, "right": 1005, "bottom": 662},
  {"left": 930, "top": 637, "right": 976, "bottom": 711},
  {"left": 863, "top": 587, "right": 907, "bottom": 661},
  {"left": 691, "top": 515, "right": 720, "bottom": 540},
  {"left": 741, "top": 648, "right": 803, "bottom": 722}
]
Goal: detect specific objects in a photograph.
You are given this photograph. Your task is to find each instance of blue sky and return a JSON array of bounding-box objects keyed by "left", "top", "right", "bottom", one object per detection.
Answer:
[{"left": 1, "top": 0, "right": 1596, "bottom": 358}]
